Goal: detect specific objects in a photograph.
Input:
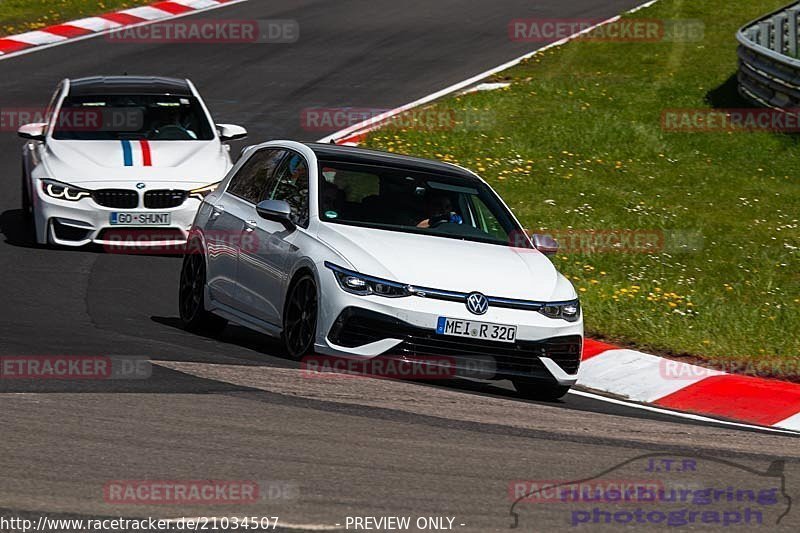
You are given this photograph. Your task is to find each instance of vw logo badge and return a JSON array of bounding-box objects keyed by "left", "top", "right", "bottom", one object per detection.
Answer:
[
  {"left": 136, "top": 183, "right": 146, "bottom": 190},
  {"left": 466, "top": 292, "right": 489, "bottom": 315}
]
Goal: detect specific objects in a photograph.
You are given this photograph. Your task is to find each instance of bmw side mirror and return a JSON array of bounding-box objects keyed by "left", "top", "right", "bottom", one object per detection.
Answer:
[
  {"left": 18, "top": 123, "right": 47, "bottom": 141},
  {"left": 532, "top": 233, "right": 558, "bottom": 256},
  {"left": 217, "top": 124, "right": 248, "bottom": 142},
  {"left": 256, "top": 199, "right": 295, "bottom": 231}
]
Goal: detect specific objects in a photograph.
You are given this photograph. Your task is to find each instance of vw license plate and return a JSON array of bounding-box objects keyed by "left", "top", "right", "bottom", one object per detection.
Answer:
[
  {"left": 436, "top": 317, "right": 517, "bottom": 343},
  {"left": 110, "top": 212, "right": 171, "bottom": 226}
]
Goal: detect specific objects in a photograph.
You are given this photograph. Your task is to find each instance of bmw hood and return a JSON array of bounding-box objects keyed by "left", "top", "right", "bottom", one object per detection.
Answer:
[
  {"left": 318, "top": 224, "right": 575, "bottom": 302},
  {"left": 41, "top": 139, "right": 231, "bottom": 185}
]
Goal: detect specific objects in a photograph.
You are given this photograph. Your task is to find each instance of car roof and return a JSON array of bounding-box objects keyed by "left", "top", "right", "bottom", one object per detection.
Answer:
[
  {"left": 303, "top": 142, "right": 478, "bottom": 180},
  {"left": 68, "top": 76, "right": 193, "bottom": 96}
]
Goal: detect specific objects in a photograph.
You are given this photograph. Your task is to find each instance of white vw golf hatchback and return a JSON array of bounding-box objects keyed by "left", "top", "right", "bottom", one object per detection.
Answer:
[{"left": 180, "top": 141, "right": 583, "bottom": 399}]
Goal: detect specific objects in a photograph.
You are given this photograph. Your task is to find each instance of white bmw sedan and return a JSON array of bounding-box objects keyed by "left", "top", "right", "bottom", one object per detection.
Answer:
[
  {"left": 180, "top": 140, "right": 582, "bottom": 399},
  {"left": 19, "top": 76, "right": 247, "bottom": 248}
]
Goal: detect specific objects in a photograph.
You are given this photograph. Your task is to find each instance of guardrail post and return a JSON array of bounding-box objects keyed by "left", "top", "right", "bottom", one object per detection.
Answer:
[
  {"left": 788, "top": 7, "right": 800, "bottom": 57},
  {"left": 774, "top": 14, "right": 787, "bottom": 53},
  {"left": 759, "top": 20, "right": 772, "bottom": 48}
]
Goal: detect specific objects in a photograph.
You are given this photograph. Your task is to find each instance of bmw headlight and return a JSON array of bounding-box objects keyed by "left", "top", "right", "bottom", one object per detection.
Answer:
[
  {"left": 539, "top": 300, "right": 581, "bottom": 322},
  {"left": 325, "top": 262, "right": 408, "bottom": 297},
  {"left": 41, "top": 179, "right": 91, "bottom": 201},
  {"left": 189, "top": 182, "right": 221, "bottom": 201}
]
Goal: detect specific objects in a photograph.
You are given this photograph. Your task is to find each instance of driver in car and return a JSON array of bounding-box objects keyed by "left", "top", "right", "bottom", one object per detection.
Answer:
[
  {"left": 152, "top": 104, "right": 197, "bottom": 139},
  {"left": 417, "top": 192, "right": 463, "bottom": 228}
]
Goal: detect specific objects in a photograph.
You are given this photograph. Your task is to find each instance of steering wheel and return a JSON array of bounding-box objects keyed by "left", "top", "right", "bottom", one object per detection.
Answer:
[
  {"left": 428, "top": 213, "right": 451, "bottom": 228},
  {"left": 151, "top": 125, "right": 194, "bottom": 140}
]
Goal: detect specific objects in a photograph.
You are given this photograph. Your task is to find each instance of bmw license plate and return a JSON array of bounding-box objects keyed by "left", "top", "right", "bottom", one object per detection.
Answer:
[
  {"left": 436, "top": 317, "right": 517, "bottom": 343},
  {"left": 110, "top": 212, "right": 171, "bottom": 226}
]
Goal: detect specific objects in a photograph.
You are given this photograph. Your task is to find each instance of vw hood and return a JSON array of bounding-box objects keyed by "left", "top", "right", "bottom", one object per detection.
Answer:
[{"left": 318, "top": 223, "right": 575, "bottom": 302}]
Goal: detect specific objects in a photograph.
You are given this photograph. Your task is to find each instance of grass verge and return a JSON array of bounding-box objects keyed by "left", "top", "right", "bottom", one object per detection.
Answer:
[
  {"left": 362, "top": 0, "right": 799, "bottom": 378},
  {"left": 0, "top": 1, "right": 155, "bottom": 37}
]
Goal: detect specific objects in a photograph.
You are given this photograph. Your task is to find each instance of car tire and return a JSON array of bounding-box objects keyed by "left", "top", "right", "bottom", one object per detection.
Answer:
[
  {"left": 513, "top": 379, "right": 570, "bottom": 401},
  {"left": 179, "top": 244, "right": 227, "bottom": 336},
  {"left": 281, "top": 273, "right": 318, "bottom": 360},
  {"left": 21, "top": 165, "right": 32, "bottom": 220}
]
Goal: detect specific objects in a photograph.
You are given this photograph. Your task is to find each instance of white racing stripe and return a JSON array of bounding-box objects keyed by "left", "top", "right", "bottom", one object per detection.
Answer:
[
  {"left": 577, "top": 349, "right": 724, "bottom": 402},
  {"left": 568, "top": 389, "right": 800, "bottom": 436},
  {"left": 119, "top": 6, "right": 177, "bottom": 20},
  {"left": 67, "top": 17, "right": 124, "bottom": 31},
  {"left": 459, "top": 82, "right": 510, "bottom": 94},
  {"left": 5, "top": 31, "right": 67, "bottom": 45},
  {"left": 172, "top": 0, "right": 224, "bottom": 8},
  {"left": 773, "top": 412, "right": 800, "bottom": 431},
  {"left": 0, "top": 0, "right": 250, "bottom": 62}
]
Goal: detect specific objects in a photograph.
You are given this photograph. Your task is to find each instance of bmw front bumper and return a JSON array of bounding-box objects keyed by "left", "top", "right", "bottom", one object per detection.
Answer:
[{"left": 34, "top": 187, "right": 202, "bottom": 248}]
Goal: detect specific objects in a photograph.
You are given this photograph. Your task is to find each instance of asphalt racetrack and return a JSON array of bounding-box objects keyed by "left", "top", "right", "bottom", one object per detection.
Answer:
[{"left": 0, "top": 1, "right": 798, "bottom": 531}]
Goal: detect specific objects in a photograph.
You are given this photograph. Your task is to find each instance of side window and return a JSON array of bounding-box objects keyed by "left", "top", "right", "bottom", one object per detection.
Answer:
[
  {"left": 264, "top": 151, "right": 310, "bottom": 228},
  {"left": 226, "top": 148, "right": 287, "bottom": 203}
]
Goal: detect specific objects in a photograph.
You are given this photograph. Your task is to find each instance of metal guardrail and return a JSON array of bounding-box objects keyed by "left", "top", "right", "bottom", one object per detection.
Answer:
[{"left": 737, "top": 1, "right": 800, "bottom": 109}]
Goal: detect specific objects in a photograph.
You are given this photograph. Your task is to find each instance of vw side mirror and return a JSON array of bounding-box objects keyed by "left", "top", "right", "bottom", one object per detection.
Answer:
[
  {"left": 532, "top": 233, "right": 558, "bottom": 256},
  {"left": 256, "top": 199, "right": 295, "bottom": 231}
]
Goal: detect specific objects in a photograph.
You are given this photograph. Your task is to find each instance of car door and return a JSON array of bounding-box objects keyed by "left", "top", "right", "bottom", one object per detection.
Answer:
[
  {"left": 236, "top": 150, "right": 309, "bottom": 326},
  {"left": 205, "top": 148, "right": 285, "bottom": 308}
]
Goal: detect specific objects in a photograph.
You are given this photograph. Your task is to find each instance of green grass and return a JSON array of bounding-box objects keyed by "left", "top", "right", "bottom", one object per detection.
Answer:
[
  {"left": 363, "top": 0, "right": 800, "bottom": 377},
  {"left": 0, "top": 0, "right": 155, "bottom": 37}
]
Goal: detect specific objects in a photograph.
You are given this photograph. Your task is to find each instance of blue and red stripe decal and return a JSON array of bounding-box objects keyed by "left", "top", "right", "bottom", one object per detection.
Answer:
[
  {"left": 121, "top": 140, "right": 133, "bottom": 166},
  {"left": 140, "top": 139, "right": 152, "bottom": 166},
  {"left": 120, "top": 139, "right": 152, "bottom": 167}
]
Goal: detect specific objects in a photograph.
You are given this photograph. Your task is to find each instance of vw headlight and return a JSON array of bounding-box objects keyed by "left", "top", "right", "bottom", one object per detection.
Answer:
[
  {"left": 325, "top": 262, "right": 408, "bottom": 297},
  {"left": 189, "top": 182, "right": 221, "bottom": 201},
  {"left": 41, "top": 179, "right": 91, "bottom": 201},
  {"left": 539, "top": 300, "right": 580, "bottom": 322}
]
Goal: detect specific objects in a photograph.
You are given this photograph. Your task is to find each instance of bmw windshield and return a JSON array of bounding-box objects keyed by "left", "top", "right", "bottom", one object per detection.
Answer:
[
  {"left": 51, "top": 94, "right": 215, "bottom": 141},
  {"left": 317, "top": 160, "right": 525, "bottom": 247}
]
